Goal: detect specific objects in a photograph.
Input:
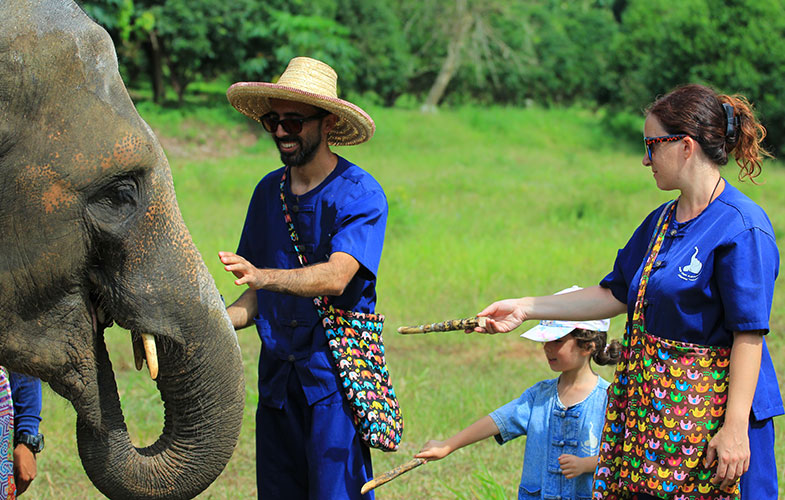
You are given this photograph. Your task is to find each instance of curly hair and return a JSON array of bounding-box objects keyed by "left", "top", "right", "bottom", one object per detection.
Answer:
[
  {"left": 647, "top": 83, "right": 773, "bottom": 182},
  {"left": 571, "top": 328, "right": 622, "bottom": 366}
]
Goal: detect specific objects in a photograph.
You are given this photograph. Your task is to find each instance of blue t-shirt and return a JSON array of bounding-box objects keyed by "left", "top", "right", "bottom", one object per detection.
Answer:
[
  {"left": 600, "top": 181, "right": 783, "bottom": 420},
  {"left": 237, "top": 156, "right": 388, "bottom": 409},
  {"left": 490, "top": 377, "right": 609, "bottom": 500}
]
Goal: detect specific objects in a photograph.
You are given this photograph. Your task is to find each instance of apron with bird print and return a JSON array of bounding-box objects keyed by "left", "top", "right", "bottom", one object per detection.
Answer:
[{"left": 592, "top": 201, "right": 739, "bottom": 500}]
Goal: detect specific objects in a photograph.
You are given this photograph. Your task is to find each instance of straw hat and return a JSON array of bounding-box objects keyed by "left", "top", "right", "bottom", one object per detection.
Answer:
[{"left": 226, "top": 57, "right": 375, "bottom": 146}]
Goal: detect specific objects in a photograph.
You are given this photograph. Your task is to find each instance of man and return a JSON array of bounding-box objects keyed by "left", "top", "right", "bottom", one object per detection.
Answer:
[
  {"left": 219, "top": 57, "right": 388, "bottom": 499},
  {"left": 1, "top": 370, "right": 43, "bottom": 499}
]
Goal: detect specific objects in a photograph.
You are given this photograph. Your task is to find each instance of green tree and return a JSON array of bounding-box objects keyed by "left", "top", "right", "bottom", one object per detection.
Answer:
[
  {"left": 611, "top": 0, "right": 785, "bottom": 154},
  {"left": 223, "top": 0, "right": 413, "bottom": 107},
  {"left": 395, "top": 0, "right": 535, "bottom": 111},
  {"left": 392, "top": 0, "right": 622, "bottom": 110},
  {"left": 524, "top": 1, "right": 619, "bottom": 106},
  {"left": 260, "top": 9, "right": 360, "bottom": 84},
  {"left": 77, "top": 0, "right": 147, "bottom": 88},
  {"left": 334, "top": 0, "right": 410, "bottom": 106},
  {"left": 80, "top": 0, "right": 265, "bottom": 104},
  {"left": 142, "top": 0, "right": 262, "bottom": 103}
]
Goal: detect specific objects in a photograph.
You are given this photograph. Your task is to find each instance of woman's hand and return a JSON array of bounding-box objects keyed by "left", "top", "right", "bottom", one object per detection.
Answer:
[
  {"left": 415, "top": 440, "right": 452, "bottom": 461},
  {"left": 472, "top": 299, "right": 526, "bottom": 333},
  {"left": 470, "top": 286, "right": 625, "bottom": 334},
  {"left": 704, "top": 331, "right": 761, "bottom": 490},
  {"left": 704, "top": 421, "right": 749, "bottom": 490}
]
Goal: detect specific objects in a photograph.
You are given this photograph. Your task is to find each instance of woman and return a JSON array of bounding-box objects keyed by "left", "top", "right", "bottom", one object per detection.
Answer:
[{"left": 472, "top": 84, "right": 783, "bottom": 499}]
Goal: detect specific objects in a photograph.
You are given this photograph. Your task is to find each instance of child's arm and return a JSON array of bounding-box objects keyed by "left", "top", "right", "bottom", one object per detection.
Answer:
[
  {"left": 415, "top": 415, "right": 500, "bottom": 461},
  {"left": 557, "top": 454, "right": 599, "bottom": 479}
]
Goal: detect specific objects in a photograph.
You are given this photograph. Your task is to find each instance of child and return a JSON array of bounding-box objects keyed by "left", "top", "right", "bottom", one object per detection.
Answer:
[{"left": 416, "top": 286, "right": 621, "bottom": 499}]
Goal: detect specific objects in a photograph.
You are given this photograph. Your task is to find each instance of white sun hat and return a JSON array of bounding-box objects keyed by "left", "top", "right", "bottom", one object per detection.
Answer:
[{"left": 520, "top": 286, "right": 611, "bottom": 342}]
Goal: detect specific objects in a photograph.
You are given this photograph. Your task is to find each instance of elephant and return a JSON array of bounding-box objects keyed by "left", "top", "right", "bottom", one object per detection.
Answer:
[{"left": 0, "top": 1, "right": 245, "bottom": 498}]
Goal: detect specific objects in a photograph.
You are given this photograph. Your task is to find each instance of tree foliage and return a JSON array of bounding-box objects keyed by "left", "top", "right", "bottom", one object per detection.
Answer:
[
  {"left": 76, "top": 0, "right": 785, "bottom": 154},
  {"left": 79, "top": 0, "right": 260, "bottom": 102},
  {"left": 611, "top": 0, "right": 785, "bottom": 153}
]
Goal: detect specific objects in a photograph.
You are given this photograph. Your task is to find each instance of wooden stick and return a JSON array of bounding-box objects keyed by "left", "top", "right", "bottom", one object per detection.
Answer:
[
  {"left": 397, "top": 316, "right": 486, "bottom": 334},
  {"left": 360, "top": 458, "right": 426, "bottom": 495}
]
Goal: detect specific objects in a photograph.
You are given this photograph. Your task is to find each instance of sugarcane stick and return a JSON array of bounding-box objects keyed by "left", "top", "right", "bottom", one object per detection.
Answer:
[
  {"left": 360, "top": 458, "right": 426, "bottom": 494},
  {"left": 397, "top": 316, "right": 487, "bottom": 334}
]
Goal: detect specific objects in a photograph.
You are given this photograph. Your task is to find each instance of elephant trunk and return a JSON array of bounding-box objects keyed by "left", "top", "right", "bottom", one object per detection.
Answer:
[{"left": 76, "top": 308, "right": 244, "bottom": 500}]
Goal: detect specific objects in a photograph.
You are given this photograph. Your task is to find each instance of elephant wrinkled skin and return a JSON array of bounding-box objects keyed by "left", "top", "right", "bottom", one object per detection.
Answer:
[{"left": 0, "top": 1, "right": 245, "bottom": 498}]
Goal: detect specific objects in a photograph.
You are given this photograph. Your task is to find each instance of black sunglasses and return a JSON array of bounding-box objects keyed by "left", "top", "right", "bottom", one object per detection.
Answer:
[
  {"left": 259, "top": 111, "right": 329, "bottom": 134},
  {"left": 643, "top": 134, "right": 688, "bottom": 161}
]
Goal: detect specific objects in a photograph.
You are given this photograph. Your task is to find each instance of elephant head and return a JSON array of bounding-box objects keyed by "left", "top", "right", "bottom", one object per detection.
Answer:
[{"left": 0, "top": 1, "right": 245, "bottom": 498}]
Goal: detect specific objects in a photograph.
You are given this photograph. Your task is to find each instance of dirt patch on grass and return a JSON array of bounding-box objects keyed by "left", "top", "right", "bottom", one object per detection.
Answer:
[{"left": 153, "top": 120, "right": 261, "bottom": 160}]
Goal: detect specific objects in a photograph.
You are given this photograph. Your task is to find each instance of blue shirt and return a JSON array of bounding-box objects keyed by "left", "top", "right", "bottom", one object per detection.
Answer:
[
  {"left": 9, "top": 372, "right": 42, "bottom": 436},
  {"left": 600, "top": 181, "right": 783, "bottom": 421},
  {"left": 237, "top": 156, "right": 388, "bottom": 408},
  {"left": 490, "top": 377, "right": 609, "bottom": 500}
]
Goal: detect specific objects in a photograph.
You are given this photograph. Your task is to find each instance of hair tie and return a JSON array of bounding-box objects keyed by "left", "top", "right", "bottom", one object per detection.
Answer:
[{"left": 723, "top": 102, "right": 737, "bottom": 139}]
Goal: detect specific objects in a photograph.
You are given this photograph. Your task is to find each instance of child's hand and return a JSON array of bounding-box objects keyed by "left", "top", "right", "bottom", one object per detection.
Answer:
[
  {"left": 558, "top": 454, "right": 596, "bottom": 479},
  {"left": 415, "top": 440, "right": 452, "bottom": 461}
]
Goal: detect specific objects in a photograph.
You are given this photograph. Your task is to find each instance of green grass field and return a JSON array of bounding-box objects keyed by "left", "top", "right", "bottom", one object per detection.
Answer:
[{"left": 31, "top": 102, "right": 785, "bottom": 498}]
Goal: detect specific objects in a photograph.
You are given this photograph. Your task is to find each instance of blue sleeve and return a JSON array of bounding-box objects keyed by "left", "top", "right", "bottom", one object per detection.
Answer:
[
  {"left": 752, "top": 338, "right": 784, "bottom": 420},
  {"left": 236, "top": 180, "right": 268, "bottom": 261},
  {"left": 330, "top": 189, "right": 388, "bottom": 279},
  {"left": 9, "top": 372, "right": 42, "bottom": 436},
  {"left": 715, "top": 227, "right": 779, "bottom": 332},
  {"left": 600, "top": 206, "right": 663, "bottom": 304},
  {"left": 489, "top": 387, "right": 535, "bottom": 444}
]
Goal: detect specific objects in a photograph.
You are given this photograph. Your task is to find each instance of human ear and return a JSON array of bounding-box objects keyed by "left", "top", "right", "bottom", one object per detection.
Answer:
[
  {"left": 322, "top": 113, "right": 338, "bottom": 135},
  {"left": 580, "top": 341, "right": 596, "bottom": 357},
  {"left": 682, "top": 135, "right": 697, "bottom": 159}
]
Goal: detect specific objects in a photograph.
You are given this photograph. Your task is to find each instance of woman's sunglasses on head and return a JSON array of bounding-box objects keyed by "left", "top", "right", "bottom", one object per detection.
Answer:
[
  {"left": 260, "top": 111, "right": 330, "bottom": 134},
  {"left": 644, "top": 134, "right": 688, "bottom": 161}
]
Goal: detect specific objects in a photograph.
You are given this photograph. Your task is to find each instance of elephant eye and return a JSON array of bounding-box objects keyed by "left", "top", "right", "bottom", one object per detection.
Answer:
[{"left": 88, "top": 175, "right": 141, "bottom": 227}]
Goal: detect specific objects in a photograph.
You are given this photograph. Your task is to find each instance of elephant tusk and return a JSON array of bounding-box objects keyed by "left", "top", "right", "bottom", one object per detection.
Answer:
[
  {"left": 132, "top": 335, "right": 144, "bottom": 371},
  {"left": 141, "top": 333, "right": 158, "bottom": 380}
]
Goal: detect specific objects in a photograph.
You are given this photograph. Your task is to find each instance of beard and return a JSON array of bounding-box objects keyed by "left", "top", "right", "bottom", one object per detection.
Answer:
[{"left": 276, "top": 130, "right": 322, "bottom": 167}]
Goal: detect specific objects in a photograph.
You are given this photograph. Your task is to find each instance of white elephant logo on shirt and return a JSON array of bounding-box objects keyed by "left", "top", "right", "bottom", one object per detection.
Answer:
[{"left": 678, "top": 247, "right": 703, "bottom": 281}]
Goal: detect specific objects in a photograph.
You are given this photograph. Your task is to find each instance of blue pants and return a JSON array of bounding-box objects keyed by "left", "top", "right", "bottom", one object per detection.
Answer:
[
  {"left": 256, "top": 368, "right": 374, "bottom": 500},
  {"left": 740, "top": 417, "right": 778, "bottom": 499}
]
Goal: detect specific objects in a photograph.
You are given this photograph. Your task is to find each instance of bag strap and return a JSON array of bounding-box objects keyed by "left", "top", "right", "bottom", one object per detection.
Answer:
[
  {"left": 279, "top": 169, "right": 331, "bottom": 308},
  {"left": 279, "top": 168, "right": 309, "bottom": 266},
  {"left": 632, "top": 200, "right": 676, "bottom": 322}
]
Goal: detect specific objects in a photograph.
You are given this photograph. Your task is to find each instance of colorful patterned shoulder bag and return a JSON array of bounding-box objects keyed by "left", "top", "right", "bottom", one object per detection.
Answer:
[
  {"left": 0, "top": 367, "right": 15, "bottom": 500},
  {"left": 593, "top": 201, "right": 739, "bottom": 499},
  {"left": 279, "top": 169, "right": 403, "bottom": 452}
]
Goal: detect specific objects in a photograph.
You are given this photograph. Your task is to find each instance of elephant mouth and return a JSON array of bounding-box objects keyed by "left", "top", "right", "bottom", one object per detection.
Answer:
[{"left": 88, "top": 290, "right": 159, "bottom": 380}]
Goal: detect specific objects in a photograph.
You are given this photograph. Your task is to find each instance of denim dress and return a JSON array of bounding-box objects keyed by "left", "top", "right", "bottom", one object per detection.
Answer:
[{"left": 490, "top": 377, "right": 609, "bottom": 500}]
